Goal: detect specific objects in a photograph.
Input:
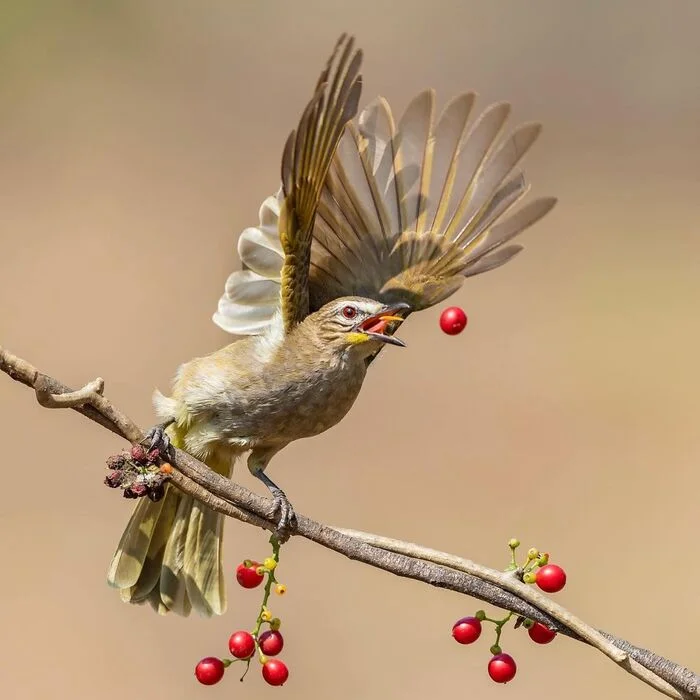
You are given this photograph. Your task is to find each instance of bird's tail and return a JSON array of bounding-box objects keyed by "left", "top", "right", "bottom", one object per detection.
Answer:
[{"left": 106, "top": 428, "right": 232, "bottom": 617}]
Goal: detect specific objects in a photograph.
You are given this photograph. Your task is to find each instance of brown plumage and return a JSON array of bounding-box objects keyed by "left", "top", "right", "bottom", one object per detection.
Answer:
[
  {"left": 279, "top": 35, "right": 363, "bottom": 332},
  {"left": 109, "top": 33, "right": 557, "bottom": 618}
]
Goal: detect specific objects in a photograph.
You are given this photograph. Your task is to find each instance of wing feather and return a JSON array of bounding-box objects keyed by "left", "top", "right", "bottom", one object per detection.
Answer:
[
  {"left": 305, "top": 91, "right": 554, "bottom": 311},
  {"left": 278, "top": 34, "right": 363, "bottom": 332},
  {"left": 441, "top": 102, "right": 511, "bottom": 241},
  {"left": 453, "top": 123, "right": 541, "bottom": 247},
  {"left": 215, "top": 74, "right": 556, "bottom": 336},
  {"left": 423, "top": 92, "right": 475, "bottom": 235},
  {"left": 394, "top": 89, "right": 435, "bottom": 235}
]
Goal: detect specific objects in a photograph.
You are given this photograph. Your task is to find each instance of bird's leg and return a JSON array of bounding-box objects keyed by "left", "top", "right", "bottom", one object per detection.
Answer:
[
  {"left": 256, "top": 471, "right": 297, "bottom": 537},
  {"left": 143, "top": 419, "right": 174, "bottom": 457},
  {"left": 247, "top": 447, "right": 296, "bottom": 541}
]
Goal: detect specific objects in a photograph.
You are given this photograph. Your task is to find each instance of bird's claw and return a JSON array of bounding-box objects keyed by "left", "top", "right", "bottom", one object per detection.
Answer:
[
  {"left": 269, "top": 490, "right": 297, "bottom": 542},
  {"left": 143, "top": 423, "right": 172, "bottom": 458}
]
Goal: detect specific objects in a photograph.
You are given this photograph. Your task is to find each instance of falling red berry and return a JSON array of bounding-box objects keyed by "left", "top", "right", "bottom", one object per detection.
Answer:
[
  {"left": 262, "top": 659, "right": 289, "bottom": 686},
  {"left": 487, "top": 653, "right": 517, "bottom": 683},
  {"left": 535, "top": 564, "right": 567, "bottom": 593},
  {"left": 236, "top": 561, "right": 264, "bottom": 589},
  {"left": 439, "top": 306, "right": 468, "bottom": 335},
  {"left": 194, "top": 657, "right": 225, "bottom": 685},
  {"left": 451, "top": 616, "right": 482, "bottom": 644},
  {"left": 228, "top": 630, "right": 256, "bottom": 659},
  {"left": 528, "top": 622, "right": 557, "bottom": 644},
  {"left": 259, "top": 630, "right": 284, "bottom": 656}
]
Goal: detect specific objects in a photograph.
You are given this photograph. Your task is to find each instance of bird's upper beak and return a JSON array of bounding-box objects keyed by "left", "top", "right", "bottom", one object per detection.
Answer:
[{"left": 354, "top": 302, "right": 411, "bottom": 347}]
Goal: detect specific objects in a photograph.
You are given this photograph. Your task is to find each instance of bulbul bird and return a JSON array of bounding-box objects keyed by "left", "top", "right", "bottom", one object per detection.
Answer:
[{"left": 107, "top": 33, "right": 557, "bottom": 617}]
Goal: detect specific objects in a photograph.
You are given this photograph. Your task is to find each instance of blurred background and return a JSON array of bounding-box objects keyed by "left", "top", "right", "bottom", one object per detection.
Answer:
[{"left": 1, "top": 1, "right": 699, "bottom": 698}]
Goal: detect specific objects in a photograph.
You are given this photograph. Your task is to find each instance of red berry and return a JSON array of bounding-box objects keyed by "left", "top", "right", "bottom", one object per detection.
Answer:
[
  {"left": 259, "top": 630, "right": 284, "bottom": 656},
  {"left": 194, "top": 657, "right": 225, "bottom": 685},
  {"left": 535, "top": 564, "right": 567, "bottom": 593},
  {"left": 262, "top": 659, "right": 289, "bottom": 686},
  {"left": 451, "top": 616, "right": 482, "bottom": 644},
  {"left": 228, "top": 630, "right": 256, "bottom": 659},
  {"left": 439, "top": 306, "right": 468, "bottom": 335},
  {"left": 236, "top": 561, "right": 264, "bottom": 589},
  {"left": 488, "top": 653, "right": 517, "bottom": 683},
  {"left": 528, "top": 622, "right": 557, "bottom": 644}
]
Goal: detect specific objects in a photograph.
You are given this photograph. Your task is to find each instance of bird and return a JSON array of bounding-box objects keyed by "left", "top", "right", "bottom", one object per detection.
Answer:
[{"left": 107, "top": 33, "right": 557, "bottom": 618}]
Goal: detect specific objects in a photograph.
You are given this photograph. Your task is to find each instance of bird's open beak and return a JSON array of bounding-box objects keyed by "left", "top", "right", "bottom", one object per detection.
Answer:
[{"left": 355, "top": 302, "right": 411, "bottom": 347}]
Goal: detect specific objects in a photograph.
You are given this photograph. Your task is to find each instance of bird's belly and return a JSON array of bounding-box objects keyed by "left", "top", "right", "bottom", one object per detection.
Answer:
[{"left": 215, "top": 364, "right": 366, "bottom": 445}]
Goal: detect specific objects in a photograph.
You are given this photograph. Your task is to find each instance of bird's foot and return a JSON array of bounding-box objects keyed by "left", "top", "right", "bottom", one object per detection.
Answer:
[
  {"left": 268, "top": 487, "right": 297, "bottom": 542},
  {"left": 143, "top": 422, "right": 173, "bottom": 458}
]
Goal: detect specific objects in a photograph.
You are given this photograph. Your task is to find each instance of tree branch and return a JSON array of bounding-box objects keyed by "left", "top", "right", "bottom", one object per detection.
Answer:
[{"left": 1, "top": 344, "right": 697, "bottom": 699}]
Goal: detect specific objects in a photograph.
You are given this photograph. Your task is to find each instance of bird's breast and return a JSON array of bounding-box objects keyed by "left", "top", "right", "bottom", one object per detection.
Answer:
[
  {"left": 264, "top": 359, "right": 367, "bottom": 440},
  {"left": 211, "top": 354, "right": 368, "bottom": 445}
]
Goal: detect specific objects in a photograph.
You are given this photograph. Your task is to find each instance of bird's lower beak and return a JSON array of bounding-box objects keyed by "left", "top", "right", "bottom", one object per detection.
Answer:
[{"left": 355, "top": 302, "right": 410, "bottom": 348}]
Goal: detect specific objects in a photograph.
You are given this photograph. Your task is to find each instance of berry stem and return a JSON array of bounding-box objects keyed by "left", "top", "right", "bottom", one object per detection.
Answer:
[
  {"left": 509, "top": 548, "right": 517, "bottom": 569},
  {"left": 492, "top": 611, "right": 514, "bottom": 649},
  {"left": 240, "top": 535, "right": 282, "bottom": 679}
]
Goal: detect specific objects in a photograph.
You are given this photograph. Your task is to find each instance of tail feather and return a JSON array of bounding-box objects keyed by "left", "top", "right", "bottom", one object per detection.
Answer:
[
  {"left": 107, "top": 496, "right": 167, "bottom": 590},
  {"left": 119, "top": 487, "right": 180, "bottom": 606},
  {"left": 183, "top": 499, "right": 227, "bottom": 617},
  {"left": 159, "top": 492, "right": 194, "bottom": 615},
  {"left": 107, "top": 428, "right": 234, "bottom": 617}
]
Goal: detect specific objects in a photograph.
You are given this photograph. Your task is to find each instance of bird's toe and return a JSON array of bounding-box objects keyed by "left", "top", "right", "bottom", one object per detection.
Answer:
[
  {"left": 144, "top": 424, "right": 172, "bottom": 457},
  {"left": 269, "top": 492, "right": 296, "bottom": 542}
]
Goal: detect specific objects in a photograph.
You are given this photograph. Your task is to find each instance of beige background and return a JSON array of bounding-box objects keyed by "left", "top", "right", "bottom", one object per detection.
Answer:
[{"left": 1, "top": 1, "right": 699, "bottom": 698}]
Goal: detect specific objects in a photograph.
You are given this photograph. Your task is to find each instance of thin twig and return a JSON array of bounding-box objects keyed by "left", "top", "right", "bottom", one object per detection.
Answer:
[
  {"left": 334, "top": 529, "right": 627, "bottom": 661},
  {"left": 333, "top": 529, "right": 684, "bottom": 699},
  {"left": 0, "top": 345, "right": 697, "bottom": 700}
]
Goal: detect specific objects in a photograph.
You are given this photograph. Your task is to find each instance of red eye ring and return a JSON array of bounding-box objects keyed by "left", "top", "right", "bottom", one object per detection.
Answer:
[{"left": 342, "top": 305, "right": 357, "bottom": 319}]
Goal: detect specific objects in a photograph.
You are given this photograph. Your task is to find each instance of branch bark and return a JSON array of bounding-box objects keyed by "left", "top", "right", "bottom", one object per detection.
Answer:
[{"left": 1, "top": 344, "right": 697, "bottom": 699}]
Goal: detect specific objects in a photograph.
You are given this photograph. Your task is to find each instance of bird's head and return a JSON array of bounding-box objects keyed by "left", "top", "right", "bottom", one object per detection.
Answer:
[{"left": 309, "top": 297, "right": 410, "bottom": 356}]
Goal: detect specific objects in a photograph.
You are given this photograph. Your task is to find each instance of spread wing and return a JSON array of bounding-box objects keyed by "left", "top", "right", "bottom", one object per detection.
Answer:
[
  {"left": 308, "top": 91, "right": 556, "bottom": 311},
  {"left": 276, "top": 33, "right": 363, "bottom": 333},
  {"left": 214, "top": 66, "right": 556, "bottom": 336}
]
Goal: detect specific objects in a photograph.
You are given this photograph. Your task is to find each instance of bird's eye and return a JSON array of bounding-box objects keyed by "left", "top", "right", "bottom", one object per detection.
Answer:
[{"left": 341, "top": 305, "right": 358, "bottom": 320}]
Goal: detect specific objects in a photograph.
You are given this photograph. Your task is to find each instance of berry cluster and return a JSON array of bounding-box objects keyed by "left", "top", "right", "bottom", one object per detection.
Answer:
[
  {"left": 451, "top": 538, "right": 568, "bottom": 683},
  {"left": 195, "top": 536, "right": 290, "bottom": 688},
  {"left": 103, "top": 445, "right": 172, "bottom": 501}
]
